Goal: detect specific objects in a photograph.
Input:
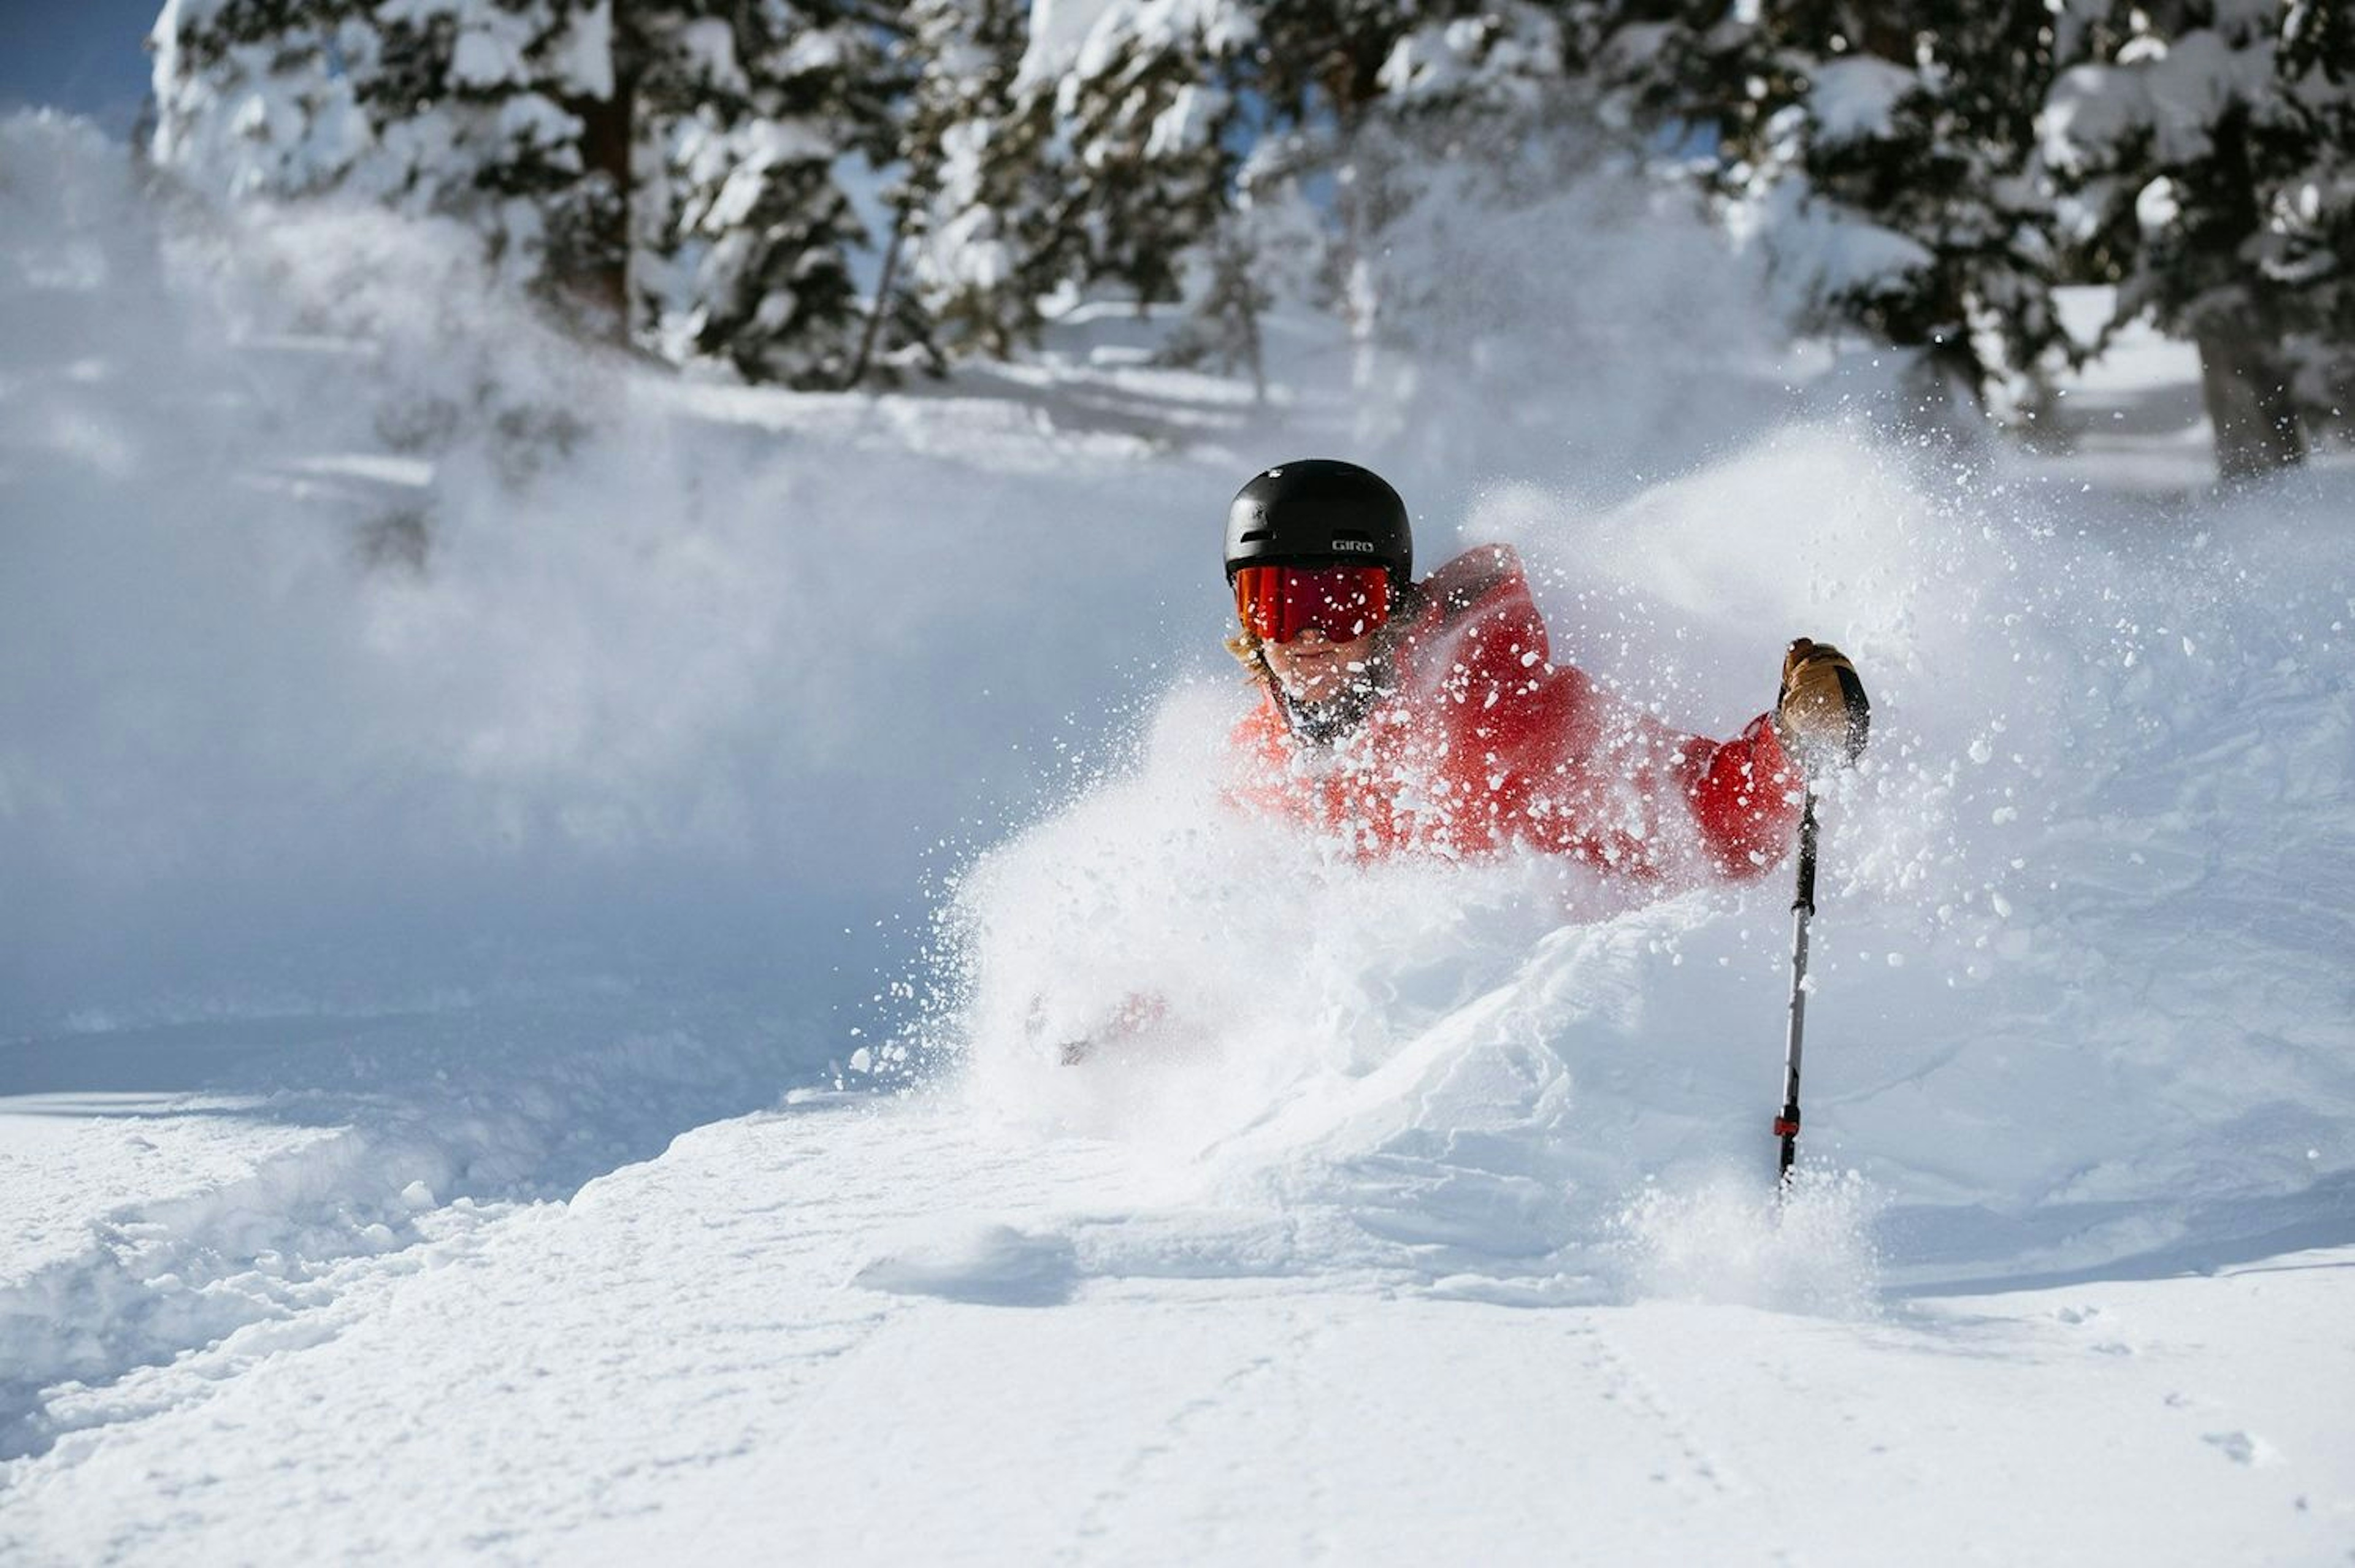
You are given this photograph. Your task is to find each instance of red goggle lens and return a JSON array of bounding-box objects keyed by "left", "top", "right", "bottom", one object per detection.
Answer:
[{"left": 1233, "top": 565, "right": 1392, "bottom": 644}]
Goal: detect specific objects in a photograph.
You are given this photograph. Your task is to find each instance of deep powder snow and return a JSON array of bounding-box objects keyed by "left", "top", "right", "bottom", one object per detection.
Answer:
[{"left": 2, "top": 107, "right": 2352, "bottom": 1562}]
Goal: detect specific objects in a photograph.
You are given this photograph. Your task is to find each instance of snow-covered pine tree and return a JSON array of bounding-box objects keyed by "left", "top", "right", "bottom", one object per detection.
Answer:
[
  {"left": 154, "top": 0, "right": 626, "bottom": 331},
  {"left": 2276, "top": 0, "right": 2355, "bottom": 435},
  {"left": 897, "top": 0, "right": 1070, "bottom": 357},
  {"left": 1043, "top": 3, "right": 1245, "bottom": 315},
  {"left": 634, "top": 2, "right": 913, "bottom": 388},
  {"left": 2047, "top": 0, "right": 2355, "bottom": 477},
  {"left": 340, "top": 0, "right": 621, "bottom": 321},
  {"left": 898, "top": 0, "right": 1250, "bottom": 362},
  {"left": 1341, "top": 2, "right": 1582, "bottom": 343},
  {"left": 155, "top": 0, "right": 932, "bottom": 384},
  {"left": 1601, "top": 1, "right": 2067, "bottom": 432},
  {"left": 1220, "top": 0, "right": 1438, "bottom": 339},
  {"left": 150, "top": 0, "right": 370, "bottom": 204},
  {"left": 1243, "top": 0, "right": 1419, "bottom": 129}
]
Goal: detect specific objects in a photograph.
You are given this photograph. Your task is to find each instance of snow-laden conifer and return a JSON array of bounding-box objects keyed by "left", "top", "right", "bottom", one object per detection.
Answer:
[
  {"left": 1340, "top": 2, "right": 1583, "bottom": 363},
  {"left": 899, "top": 0, "right": 1068, "bottom": 356},
  {"left": 150, "top": 0, "right": 370, "bottom": 202},
  {"left": 2045, "top": 0, "right": 2355, "bottom": 477},
  {"left": 908, "top": 0, "right": 1251, "bottom": 356},
  {"left": 1046, "top": 0, "right": 1246, "bottom": 313},
  {"left": 1601, "top": 2, "right": 2068, "bottom": 433},
  {"left": 638, "top": 2, "right": 893, "bottom": 387},
  {"left": 152, "top": 0, "right": 929, "bottom": 384},
  {"left": 153, "top": 0, "right": 626, "bottom": 327},
  {"left": 345, "top": 0, "right": 621, "bottom": 317}
]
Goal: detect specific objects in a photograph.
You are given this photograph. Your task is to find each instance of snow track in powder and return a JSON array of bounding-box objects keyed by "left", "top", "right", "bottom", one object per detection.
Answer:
[
  {"left": 0, "top": 1002, "right": 789, "bottom": 1464},
  {"left": 8, "top": 1094, "right": 2349, "bottom": 1564}
]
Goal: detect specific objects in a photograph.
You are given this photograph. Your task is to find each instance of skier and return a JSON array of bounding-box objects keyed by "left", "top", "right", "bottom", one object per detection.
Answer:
[
  {"left": 1049, "top": 459, "right": 1870, "bottom": 1065},
  {"left": 1223, "top": 459, "right": 1869, "bottom": 882}
]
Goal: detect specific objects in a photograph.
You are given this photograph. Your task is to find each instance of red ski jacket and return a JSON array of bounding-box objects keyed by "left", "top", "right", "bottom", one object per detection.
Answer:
[{"left": 1227, "top": 545, "right": 1801, "bottom": 882}]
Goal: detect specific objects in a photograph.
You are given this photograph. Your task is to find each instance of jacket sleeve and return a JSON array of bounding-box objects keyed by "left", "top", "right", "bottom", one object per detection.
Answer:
[{"left": 1474, "top": 639, "right": 1799, "bottom": 882}]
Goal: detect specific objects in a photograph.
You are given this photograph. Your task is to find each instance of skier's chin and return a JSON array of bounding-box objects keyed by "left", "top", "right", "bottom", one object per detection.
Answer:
[
  {"left": 1285, "top": 684, "right": 1377, "bottom": 746},
  {"left": 1279, "top": 668, "right": 1342, "bottom": 702}
]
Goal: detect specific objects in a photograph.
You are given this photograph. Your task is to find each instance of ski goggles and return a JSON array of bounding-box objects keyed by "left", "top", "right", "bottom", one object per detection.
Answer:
[{"left": 1232, "top": 564, "right": 1393, "bottom": 644}]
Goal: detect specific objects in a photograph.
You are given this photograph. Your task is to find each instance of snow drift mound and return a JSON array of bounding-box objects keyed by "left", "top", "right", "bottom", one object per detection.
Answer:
[{"left": 934, "top": 427, "right": 2355, "bottom": 1298}]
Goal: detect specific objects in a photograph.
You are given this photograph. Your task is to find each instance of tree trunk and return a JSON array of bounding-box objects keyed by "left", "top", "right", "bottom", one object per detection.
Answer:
[
  {"left": 2197, "top": 329, "right": 2307, "bottom": 483},
  {"left": 570, "top": 64, "right": 636, "bottom": 346},
  {"left": 845, "top": 206, "right": 909, "bottom": 390}
]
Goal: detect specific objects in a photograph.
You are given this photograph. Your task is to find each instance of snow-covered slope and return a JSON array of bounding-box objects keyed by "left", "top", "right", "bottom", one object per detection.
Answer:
[
  {"left": 9, "top": 1097, "right": 2352, "bottom": 1563},
  {"left": 3, "top": 110, "right": 2352, "bottom": 1562}
]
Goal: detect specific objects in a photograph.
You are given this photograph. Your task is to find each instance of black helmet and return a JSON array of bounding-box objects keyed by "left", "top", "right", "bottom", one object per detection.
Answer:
[{"left": 1223, "top": 459, "right": 1412, "bottom": 584}]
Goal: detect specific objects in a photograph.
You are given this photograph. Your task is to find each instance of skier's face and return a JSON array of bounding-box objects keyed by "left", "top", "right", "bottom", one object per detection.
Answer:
[{"left": 1261, "top": 625, "right": 1376, "bottom": 703}]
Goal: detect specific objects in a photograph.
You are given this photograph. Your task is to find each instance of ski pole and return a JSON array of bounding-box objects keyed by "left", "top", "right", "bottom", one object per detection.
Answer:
[{"left": 1775, "top": 786, "right": 1821, "bottom": 1190}]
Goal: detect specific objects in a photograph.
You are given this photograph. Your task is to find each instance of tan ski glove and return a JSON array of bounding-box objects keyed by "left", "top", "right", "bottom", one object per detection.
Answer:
[{"left": 1777, "top": 638, "right": 1871, "bottom": 770}]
